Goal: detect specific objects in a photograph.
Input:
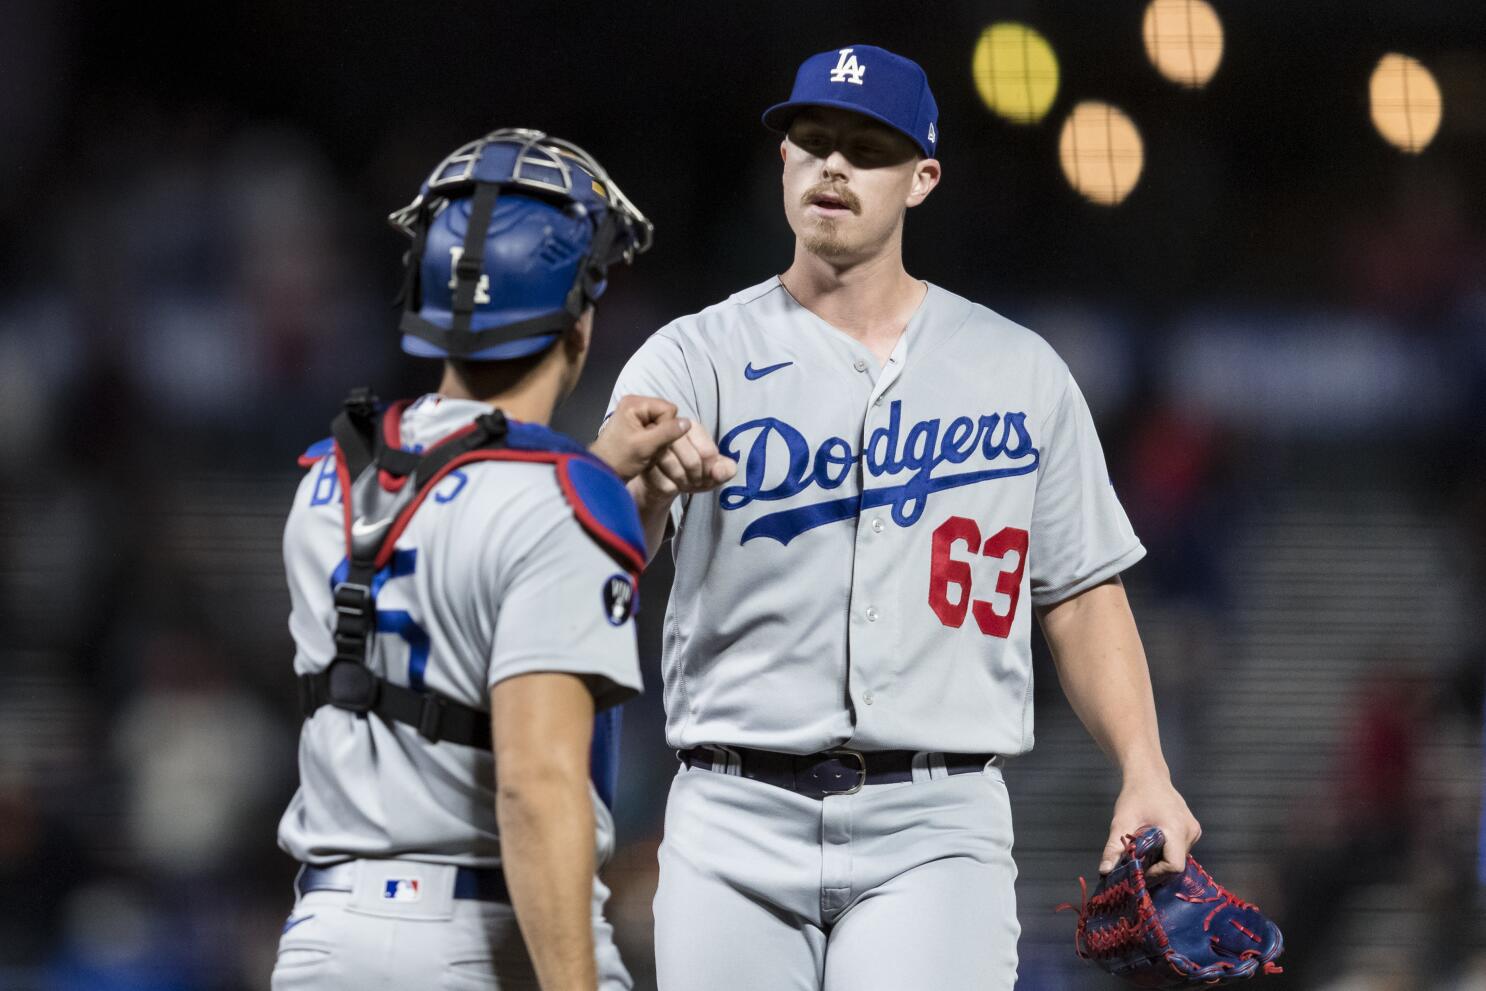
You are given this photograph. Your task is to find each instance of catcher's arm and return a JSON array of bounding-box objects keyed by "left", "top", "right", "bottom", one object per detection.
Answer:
[
  {"left": 491, "top": 672, "right": 600, "bottom": 991},
  {"left": 1037, "top": 576, "right": 1200, "bottom": 877}
]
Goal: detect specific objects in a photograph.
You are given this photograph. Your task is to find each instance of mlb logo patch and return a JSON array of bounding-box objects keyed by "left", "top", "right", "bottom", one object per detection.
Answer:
[{"left": 383, "top": 878, "right": 421, "bottom": 902}]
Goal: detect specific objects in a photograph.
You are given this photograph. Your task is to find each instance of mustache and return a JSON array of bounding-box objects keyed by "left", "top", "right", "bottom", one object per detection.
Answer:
[{"left": 802, "top": 182, "right": 862, "bottom": 215}]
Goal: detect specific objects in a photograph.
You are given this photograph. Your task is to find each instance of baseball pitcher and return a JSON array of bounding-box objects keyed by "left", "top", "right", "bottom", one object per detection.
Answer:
[
  {"left": 594, "top": 46, "right": 1201, "bottom": 989},
  {"left": 271, "top": 129, "right": 682, "bottom": 991}
]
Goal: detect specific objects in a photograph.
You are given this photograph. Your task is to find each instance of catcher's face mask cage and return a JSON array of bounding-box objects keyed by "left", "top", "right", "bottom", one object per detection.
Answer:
[{"left": 389, "top": 128, "right": 654, "bottom": 361}]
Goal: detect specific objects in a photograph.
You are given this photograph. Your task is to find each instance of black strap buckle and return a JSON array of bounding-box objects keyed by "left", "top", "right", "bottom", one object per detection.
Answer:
[
  {"left": 333, "top": 580, "right": 372, "bottom": 613},
  {"left": 325, "top": 659, "right": 380, "bottom": 713},
  {"left": 332, "top": 581, "right": 374, "bottom": 661}
]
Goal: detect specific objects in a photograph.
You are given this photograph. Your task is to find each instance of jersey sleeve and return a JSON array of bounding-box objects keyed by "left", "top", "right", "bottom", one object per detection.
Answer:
[
  {"left": 606, "top": 326, "right": 708, "bottom": 426},
  {"left": 1027, "top": 369, "right": 1145, "bottom": 607},
  {"left": 487, "top": 508, "right": 643, "bottom": 711},
  {"left": 605, "top": 325, "right": 715, "bottom": 534}
]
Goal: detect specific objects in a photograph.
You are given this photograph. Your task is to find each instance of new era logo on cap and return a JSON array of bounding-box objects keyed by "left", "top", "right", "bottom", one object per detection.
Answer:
[{"left": 383, "top": 878, "right": 421, "bottom": 902}]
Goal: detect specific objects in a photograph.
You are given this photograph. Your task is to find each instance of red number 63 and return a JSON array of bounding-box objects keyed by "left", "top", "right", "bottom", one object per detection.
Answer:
[{"left": 928, "top": 516, "right": 1029, "bottom": 639}]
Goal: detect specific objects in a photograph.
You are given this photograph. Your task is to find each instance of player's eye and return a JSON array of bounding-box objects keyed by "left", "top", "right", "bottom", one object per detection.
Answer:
[{"left": 796, "top": 133, "right": 830, "bottom": 154}]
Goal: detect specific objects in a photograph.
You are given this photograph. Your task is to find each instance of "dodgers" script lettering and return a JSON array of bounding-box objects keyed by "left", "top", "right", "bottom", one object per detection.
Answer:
[{"left": 719, "top": 401, "right": 1039, "bottom": 545}]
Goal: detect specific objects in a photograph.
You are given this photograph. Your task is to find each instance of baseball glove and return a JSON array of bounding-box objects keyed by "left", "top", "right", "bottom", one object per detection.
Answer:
[{"left": 1065, "top": 827, "right": 1284, "bottom": 987}]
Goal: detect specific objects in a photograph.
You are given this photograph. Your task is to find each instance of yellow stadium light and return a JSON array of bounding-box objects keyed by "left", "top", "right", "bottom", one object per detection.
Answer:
[
  {"left": 972, "top": 23, "right": 1060, "bottom": 124},
  {"left": 1142, "top": 0, "right": 1224, "bottom": 88},
  {"left": 1370, "top": 53, "right": 1443, "bottom": 153},
  {"left": 1058, "top": 102, "right": 1144, "bottom": 206}
]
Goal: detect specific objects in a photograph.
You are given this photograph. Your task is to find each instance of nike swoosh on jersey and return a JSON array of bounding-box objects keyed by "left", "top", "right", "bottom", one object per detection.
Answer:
[
  {"left": 351, "top": 517, "right": 389, "bottom": 538},
  {"left": 744, "top": 361, "right": 793, "bottom": 380},
  {"left": 282, "top": 914, "right": 316, "bottom": 934}
]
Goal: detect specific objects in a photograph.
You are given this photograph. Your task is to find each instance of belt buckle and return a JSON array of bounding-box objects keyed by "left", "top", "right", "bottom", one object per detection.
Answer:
[{"left": 823, "top": 748, "right": 867, "bottom": 796}]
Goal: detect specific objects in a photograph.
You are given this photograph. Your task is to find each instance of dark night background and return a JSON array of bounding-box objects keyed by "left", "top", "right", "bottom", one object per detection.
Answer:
[{"left": 0, "top": 2, "right": 1483, "bottom": 988}]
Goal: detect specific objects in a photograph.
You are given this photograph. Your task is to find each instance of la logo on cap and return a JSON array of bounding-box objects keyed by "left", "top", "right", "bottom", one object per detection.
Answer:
[{"left": 829, "top": 48, "right": 866, "bottom": 85}]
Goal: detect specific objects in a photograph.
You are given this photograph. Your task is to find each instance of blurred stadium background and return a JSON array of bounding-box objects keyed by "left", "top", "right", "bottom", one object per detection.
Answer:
[{"left": 0, "top": 1, "right": 1482, "bottom": 988}]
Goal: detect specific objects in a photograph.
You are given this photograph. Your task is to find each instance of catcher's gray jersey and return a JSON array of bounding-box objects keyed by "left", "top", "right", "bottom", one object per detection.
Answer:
[
  {"left": 609, "top": 277, "right": 1142, "bottom": 756},
  {"left": 276, "top": 395, "right": 642, "bottom": 869}
]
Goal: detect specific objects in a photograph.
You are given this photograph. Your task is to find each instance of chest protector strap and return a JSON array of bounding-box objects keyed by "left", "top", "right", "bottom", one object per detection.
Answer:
[{"left": 298, "top": 388, "right": 510, "bottom": 750}]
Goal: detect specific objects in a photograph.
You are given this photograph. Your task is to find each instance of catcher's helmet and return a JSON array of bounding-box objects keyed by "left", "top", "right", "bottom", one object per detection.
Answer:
[{"left": 389, "top": 128, "right": 653, "bottom": 361}]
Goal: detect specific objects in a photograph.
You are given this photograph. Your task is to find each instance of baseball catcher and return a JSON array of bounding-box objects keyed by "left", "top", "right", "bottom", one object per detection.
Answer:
[{"left": 271, "top": 128, "right": 679, "bottom": 991}]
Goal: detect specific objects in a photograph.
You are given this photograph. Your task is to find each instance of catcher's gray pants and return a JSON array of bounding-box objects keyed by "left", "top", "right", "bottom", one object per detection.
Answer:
[
  {"left": 270, "top": 859, "right": 631, "bottom": 990},
  {"left": 653, "top": 755, "right": 1020, "bottom": 990}
]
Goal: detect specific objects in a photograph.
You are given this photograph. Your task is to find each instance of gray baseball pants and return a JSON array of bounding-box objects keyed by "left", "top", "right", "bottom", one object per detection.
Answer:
[
  {"left": 270, "top": 860, "right": 631, "bottom": 990},
  {"left": 653, "top": 755, "right": 1020, "bottom": 990}
]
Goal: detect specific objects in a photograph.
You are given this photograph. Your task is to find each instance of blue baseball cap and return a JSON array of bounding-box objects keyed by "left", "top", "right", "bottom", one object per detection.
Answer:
[{"left": 763, "top": 45, "right": 939, "bottom": 158}]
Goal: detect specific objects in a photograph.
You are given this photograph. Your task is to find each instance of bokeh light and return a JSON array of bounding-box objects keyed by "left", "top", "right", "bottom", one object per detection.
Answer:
[
  {"left": 1142, "top": 0, "right": 1224, "bottom": 88},
  {"left": 1058, "top": 101, "right": 1144, "bottom": 205},
  {"left": 1370, "top": 53, "right": 1443, "bottom": 153},
  {"left": 972, "top": 23, "right": 1060, "bottom": 124}
]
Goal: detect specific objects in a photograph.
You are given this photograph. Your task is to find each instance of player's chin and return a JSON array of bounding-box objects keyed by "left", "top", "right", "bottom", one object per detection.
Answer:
[{"left": 801, "top": 224, "right": 857, "bottom": 260}]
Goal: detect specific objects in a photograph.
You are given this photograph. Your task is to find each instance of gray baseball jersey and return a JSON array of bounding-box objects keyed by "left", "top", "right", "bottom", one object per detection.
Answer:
[
  {"left": 608, "top": 277, "right": 1142, "bottom": 756},
  {"left": 277, "top": 395, "right": 643, "bottom": 869}
]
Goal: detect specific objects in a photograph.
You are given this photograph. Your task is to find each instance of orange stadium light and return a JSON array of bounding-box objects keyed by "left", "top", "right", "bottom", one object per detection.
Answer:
[
  {"left": 1058, "top": 102, "right": 1144, "bottom": 206},
  {"left": 1142, "top": 0, "right": 1224, "bottom": 88},
  {"left": 1370, "top": 53, "right": 1443, "bottom": 153}
]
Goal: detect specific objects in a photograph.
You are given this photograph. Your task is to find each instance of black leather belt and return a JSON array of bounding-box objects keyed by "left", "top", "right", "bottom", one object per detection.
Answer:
[
  {"left": 296, "top": 862, "right": 509, "bottom": 902},
  {"left": 679, "top": 746, "right": 996, "bottom": 799}
]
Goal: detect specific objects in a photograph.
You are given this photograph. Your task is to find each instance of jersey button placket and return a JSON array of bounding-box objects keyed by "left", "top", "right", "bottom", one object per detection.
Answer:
[
  {"left": 831, "top": 347, "right": 869, "bottom": 872},
  {"left": 865, "top": 349, "right": 902, "bottom": 408},
  {"left": 849, "top": 379, "right": 896, "bottom": 738}
]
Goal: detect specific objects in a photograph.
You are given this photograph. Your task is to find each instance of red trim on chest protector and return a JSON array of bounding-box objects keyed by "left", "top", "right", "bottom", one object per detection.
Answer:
[
  {"left": 375, "top": 400, "right": 416, "bottom": 492},
  {"left": 366, "top": 449, "right": 646, "bottom": 575},
  {"left": 332, "top": 440, "right": 356, "bottom": 553}
]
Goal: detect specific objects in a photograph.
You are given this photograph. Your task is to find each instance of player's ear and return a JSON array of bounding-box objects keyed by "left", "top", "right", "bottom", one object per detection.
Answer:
[
  {"left": 780, "top": 139, "right": 788, "bottom": 163},
  {"left": 905, "top": 157, "right": 942, "bottom": 208},
  {"left": 567, "top": 307, "right": 595, "bottom": 358}
]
